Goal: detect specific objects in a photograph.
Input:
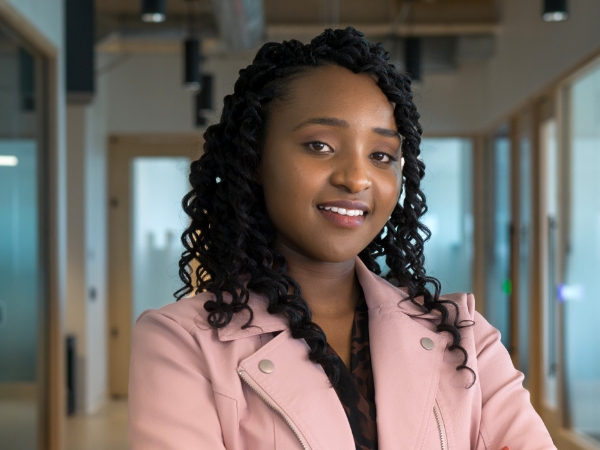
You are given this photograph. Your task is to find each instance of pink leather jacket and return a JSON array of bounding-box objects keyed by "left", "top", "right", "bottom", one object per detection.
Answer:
[{"left": 128, "top": 257, "right": 556, "bottom": 449}]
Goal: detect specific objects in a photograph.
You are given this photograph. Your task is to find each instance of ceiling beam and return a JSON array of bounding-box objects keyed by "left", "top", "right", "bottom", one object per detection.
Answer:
[{"left": 266, "top": 22, "right": 500, "bottom": 40}]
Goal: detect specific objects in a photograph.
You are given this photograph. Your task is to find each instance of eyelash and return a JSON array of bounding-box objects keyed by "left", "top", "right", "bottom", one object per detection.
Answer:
[
  {"left": 304, "top": 141, "right": 398, "bottom": 164},
  {"left": 372, "top": 151, "right": 398, "bottom": 163}
]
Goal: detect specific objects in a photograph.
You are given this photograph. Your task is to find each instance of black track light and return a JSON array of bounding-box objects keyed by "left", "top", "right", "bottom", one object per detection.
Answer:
[
  {"left": 141, "top": 0, "right": 166, "bottom": 23},
  {"left": 405, "top": 37, "right": 422, "bottom": 82},
  {"left": 184, "top": 38, "right": 201, "bottom": 91},
  {"left": 543, "top": 0, "right": 568, "bottom": 22}
]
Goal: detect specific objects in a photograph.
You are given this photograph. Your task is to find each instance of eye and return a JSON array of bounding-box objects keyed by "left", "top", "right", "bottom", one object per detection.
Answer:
[
  {"left": 371, "top": 151, "right": 397, "bottom": 163},
  {"left": 305, "top": 141, "right": 332, "bottom": 153}
]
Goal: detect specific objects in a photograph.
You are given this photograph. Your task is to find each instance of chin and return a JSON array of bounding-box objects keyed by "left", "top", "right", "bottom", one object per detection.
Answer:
[{"left": 310, "top": 250, "right": 361, "bottom": 264}]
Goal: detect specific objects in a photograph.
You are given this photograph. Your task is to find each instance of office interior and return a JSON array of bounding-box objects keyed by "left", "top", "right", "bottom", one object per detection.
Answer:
[{"left": 0, "top": 0, "right": 599, "bottom": 449}]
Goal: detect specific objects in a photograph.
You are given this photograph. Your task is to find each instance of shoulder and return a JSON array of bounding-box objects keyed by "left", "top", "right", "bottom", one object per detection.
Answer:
[
  {"left": 134, "top": 293, "right": 216, "bottom": 336},
  {"left": 133, "top": 290, "right": 288, "bottom": 340}
]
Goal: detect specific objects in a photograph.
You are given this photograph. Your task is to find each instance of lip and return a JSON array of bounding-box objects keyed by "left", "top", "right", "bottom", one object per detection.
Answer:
[
  {"left": 316, "top": 200, "right": 369, "bottom": 229},
  {"left": 316, "top": 200, "right": 370, "bottom": 212}
]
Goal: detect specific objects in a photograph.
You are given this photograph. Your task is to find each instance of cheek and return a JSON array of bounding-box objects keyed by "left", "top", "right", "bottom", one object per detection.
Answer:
[
  {"left": 260, "top": 157, "right": 320, "bottom": 223},
  {"left": 376, "top": 172, "right": 402, "bottom": 217}
]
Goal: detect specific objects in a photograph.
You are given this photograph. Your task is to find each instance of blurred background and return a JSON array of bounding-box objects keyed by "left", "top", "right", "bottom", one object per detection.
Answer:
[{"left": 0, "top": 0, "right": 599, "bottom": 449}]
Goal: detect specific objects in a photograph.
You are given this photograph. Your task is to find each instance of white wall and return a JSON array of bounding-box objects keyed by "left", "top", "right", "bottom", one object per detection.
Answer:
[
  {"left": 65, "top": 70, "right": 109, "bottom": 414},
  {"left": 65, "top": 104, "right": 88, "bottom": 412},
  {"left": 102, "top": 49, "right": 252, "bottom": 134},
  {"left": 84, "top": 71, "right": 108, "bottom": 413},
  {"left": 414, "top": 60, "right": 489, "bottom": 135}
]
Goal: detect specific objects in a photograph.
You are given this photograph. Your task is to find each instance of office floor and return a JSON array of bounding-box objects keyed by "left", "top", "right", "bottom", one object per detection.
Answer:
[
  {"left": 66, "top": 398, "right": 128, "bottom": 450},
  {"left": 0, "top": 400, "right": 37, "bottom": 449}
]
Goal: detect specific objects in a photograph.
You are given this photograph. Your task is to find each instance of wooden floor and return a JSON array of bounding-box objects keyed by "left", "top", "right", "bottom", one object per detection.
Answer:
[
  {"left": 0, "top": 400, "right": 37, "bottom": 449},
  {"left": 66, "top": 398, "right": 128, "bottom": 450}
]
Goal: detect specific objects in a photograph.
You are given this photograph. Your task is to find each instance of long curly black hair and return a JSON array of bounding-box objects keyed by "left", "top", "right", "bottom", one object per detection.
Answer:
[{"left": 176, "top": 27, "right": 474, "bottom": 388}]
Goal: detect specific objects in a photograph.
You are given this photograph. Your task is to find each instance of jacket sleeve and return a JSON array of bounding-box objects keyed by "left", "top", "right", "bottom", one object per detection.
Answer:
[
  {"left": 472, "top": 308, "right": 556, "bottom": 450},
  {"left": 128, "top": 310, "right": 227, "bottom": 450}
]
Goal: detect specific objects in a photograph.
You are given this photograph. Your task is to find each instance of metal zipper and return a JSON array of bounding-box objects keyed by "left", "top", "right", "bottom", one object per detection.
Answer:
[
  {"left": 237, "top": 368, "right": 310, "bottom": 450},
  {"left": 433, "top": 400, "right": 448, "bottom": 450}
]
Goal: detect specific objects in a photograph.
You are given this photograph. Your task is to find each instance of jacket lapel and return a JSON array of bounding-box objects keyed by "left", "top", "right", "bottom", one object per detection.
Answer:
[
  {"left": 355, "top": 258, "right": 447, "bottom": 450},
  {"left": 237, "top": 329, "right": 355, "bottom": 450},
  {"left": 217, "top": 293, "right": 354, "bottom": 449}
]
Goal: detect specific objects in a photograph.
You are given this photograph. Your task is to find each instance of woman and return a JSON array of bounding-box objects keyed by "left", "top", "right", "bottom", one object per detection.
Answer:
[{"left": 128, "top": 27, "right": 556, "bottom": 449}]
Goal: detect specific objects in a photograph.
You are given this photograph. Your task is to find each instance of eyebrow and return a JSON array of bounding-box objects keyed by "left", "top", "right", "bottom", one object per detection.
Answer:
[{"left": 292, "top": 117, "right": 401, "bottom": 140}]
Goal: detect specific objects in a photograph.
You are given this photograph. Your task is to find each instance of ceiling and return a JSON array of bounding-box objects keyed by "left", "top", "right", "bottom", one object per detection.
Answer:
[
  {"left": 96, "top": 0, "right": 500, "bottom": 53},
  {"left": 96, "top": 0, "right": 499, "bottom": 23}
]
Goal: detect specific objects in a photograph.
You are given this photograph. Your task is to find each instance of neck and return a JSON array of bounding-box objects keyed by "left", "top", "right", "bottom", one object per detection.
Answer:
[{"left": 276, "top": 246, "right": 361, "bottom": 321}]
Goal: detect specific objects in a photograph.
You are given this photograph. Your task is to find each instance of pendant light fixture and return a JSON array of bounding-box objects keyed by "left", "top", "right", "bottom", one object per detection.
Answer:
[
  {"left": 183, "top": 0, "right": 201, "bottom": 91},
  {"left": 542, "top": 0, "right": 568, "bottom": 22},
  {"left": 184, "top": 38, "right": 201, "bottom": 90},
  {"left": 141, "top": 0, "right": 166, "bottom": 23},
  {"left": 405, "top": 37, "right": 422, "bottom": 82}
]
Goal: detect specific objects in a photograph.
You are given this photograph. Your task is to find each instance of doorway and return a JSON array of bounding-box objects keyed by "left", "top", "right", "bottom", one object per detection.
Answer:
[{"left": 107, "top": 134, "right": 200, "bottom": 397}]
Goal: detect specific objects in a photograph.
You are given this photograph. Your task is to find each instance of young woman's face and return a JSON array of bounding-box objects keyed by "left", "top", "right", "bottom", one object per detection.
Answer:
[{"left": 257, "top": 64, "right": 403, "bottom": 264}]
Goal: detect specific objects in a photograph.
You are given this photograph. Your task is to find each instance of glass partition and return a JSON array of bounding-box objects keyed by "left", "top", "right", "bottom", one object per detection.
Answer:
[
  {"left": 484, "top": 130, "right": 512, "bottom": 348},
  {"left": 132, "top": 157, "right": 190, "bottom": 323},
  {"left": 0, "top": 25, "right": 45, "bottom": 450},
  {"left": 564, "top": 62, "right": 600, "bottom": 442},
  {"left": 420, "top": 138, "right": 474, "bottom": 294}
]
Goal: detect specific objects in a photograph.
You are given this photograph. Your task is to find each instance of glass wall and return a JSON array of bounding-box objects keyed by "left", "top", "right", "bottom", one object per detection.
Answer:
[
  {"left": 485, "top": 130, "right": 512, "bottom": 348},
  {"left": 564, "top": 62, "right": 600, "bottom": 442},
  {"left": 132, "top": 157, "right": 190, "bottom": 323},
  {"left": 0, "top": 25, "right": 46, "bottom": 450},
  {"left": 420, "top": 138, "right": 474, "bottom": 294}
]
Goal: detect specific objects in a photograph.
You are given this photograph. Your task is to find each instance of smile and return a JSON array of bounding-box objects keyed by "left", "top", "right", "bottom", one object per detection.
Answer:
[
  {"left": 317, "top": 205, "right": 365, "bottom": 216},
  {"left": 317, "top": 201, "right": 369, "bottom": 228}
]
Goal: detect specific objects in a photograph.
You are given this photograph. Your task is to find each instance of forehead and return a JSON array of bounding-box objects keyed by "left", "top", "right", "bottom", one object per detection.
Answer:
[{"left": 270, "top": 65, "right": 397, "bottom": 130}]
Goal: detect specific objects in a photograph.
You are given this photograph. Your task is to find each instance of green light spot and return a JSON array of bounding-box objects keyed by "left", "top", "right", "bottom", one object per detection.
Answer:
[{"left": 502, "top": 279, "right": 512, "bottom": 295}]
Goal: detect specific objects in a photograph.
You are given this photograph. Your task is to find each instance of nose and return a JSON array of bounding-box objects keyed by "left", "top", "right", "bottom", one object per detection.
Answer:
[{"left": 329, "top": 151, "right": 372, "bottom": 193}]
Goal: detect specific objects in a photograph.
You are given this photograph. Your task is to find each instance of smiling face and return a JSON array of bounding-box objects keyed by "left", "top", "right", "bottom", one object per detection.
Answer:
[{"left": 257, "top": 64, "right": 403, "bottom": 264}]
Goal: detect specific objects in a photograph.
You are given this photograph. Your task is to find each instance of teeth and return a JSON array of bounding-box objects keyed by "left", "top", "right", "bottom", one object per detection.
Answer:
[{"left": 318, "top": 206, "right": 365, "bottom": 216}]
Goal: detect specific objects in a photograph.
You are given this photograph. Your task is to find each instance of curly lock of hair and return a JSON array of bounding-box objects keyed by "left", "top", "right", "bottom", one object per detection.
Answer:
[{"left": 176, "top": 26, "right": 476, "bottom": 389}]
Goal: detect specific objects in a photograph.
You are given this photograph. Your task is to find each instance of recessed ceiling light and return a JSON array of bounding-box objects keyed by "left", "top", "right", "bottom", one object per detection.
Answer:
[{"left": 0, "top": 155, "right": 18, "bottom": 166}]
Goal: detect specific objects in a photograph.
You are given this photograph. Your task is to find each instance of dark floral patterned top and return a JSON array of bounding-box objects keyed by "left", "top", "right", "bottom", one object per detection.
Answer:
[{"left": 326, "top": 293, "right": 378, "bottom": 450}]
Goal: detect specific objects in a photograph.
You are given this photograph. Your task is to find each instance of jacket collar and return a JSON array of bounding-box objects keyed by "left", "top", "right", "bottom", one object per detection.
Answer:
[
  {"left": 218, "top": 256, "right": 439, "bottom": 342},
  {"left": 230, "top": 256, "right": 448, "bottom": 450}
]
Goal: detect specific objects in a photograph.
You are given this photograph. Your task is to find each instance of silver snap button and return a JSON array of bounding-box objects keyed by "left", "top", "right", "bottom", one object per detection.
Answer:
[
  {"left": 420, "top": 337, "right": 434, "bottom": 350},
  {"left": 258, "top": 359, "right": 275, "bottom": 374}
]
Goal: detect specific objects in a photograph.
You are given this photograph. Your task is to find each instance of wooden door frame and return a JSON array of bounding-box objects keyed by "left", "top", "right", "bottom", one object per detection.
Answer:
[
  {"left": 0, "top": 4, "right": 62, "bottom": 450},
  {"left": 107, "top": 133, "right": 202, "bottom": 397}
]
